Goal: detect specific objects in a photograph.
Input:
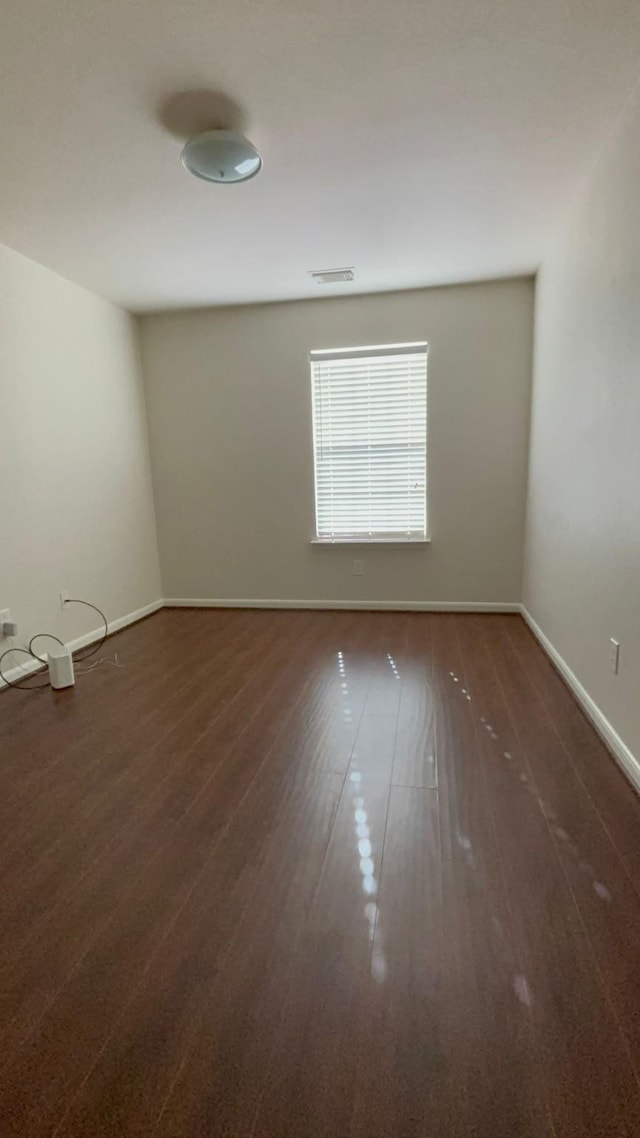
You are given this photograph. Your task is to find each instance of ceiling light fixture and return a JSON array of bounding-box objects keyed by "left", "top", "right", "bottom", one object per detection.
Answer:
[{"left": 181, "top": 129, "right": 262, "bottom": 184}]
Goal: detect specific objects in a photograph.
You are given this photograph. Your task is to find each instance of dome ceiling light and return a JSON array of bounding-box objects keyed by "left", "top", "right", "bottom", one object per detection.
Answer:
[{"left": 181, "top": 129, "right": 262, "bottom": 184}]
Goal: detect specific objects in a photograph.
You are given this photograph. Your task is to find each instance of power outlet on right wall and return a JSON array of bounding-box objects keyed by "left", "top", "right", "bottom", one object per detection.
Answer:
[{"left": 609, "top": 638, "right": 620, "bottom": 675}]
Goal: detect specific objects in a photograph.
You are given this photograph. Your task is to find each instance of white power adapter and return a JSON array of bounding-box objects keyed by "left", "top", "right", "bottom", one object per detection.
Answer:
[{"left": 48, "top": 644, "right": 75, "bottom": 690}]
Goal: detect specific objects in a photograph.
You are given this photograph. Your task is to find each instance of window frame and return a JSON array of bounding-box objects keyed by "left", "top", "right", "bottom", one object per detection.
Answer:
[{"left": 309, "top": 341, "right": 430, "bottom": 545}]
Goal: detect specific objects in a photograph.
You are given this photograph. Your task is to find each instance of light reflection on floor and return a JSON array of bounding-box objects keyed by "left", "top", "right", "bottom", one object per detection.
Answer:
[
  {"left": 446, "top": 662, "right": 615, "bottom": 1009},
  {"left": 337, "top": 649, "right": 388, "bottom": 982}
]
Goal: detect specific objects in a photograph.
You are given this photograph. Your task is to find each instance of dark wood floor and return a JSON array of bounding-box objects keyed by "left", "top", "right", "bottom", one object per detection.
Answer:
[{"left": 1, "top": 609, "right": 639, "bottom": 1136}]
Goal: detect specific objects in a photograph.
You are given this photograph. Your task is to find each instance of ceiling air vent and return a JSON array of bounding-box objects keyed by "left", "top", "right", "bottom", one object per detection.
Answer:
[{"left": 309, "top": 267, "right": 355, "bottom": 285}]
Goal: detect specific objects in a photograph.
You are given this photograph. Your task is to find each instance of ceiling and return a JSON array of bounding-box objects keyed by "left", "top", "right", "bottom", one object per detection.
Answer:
[{"left": 2, "top": 1, "right": 640, "bottom": 312}]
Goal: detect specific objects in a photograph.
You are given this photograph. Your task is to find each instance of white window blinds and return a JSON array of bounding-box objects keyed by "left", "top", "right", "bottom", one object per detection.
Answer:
[{"left": 311, "top": 342, "right": 428, "bottom": 542}]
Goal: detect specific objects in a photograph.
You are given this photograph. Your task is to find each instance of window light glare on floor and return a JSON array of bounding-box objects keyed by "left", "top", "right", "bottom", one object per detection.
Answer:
[{"left": 310, "top": 341, "right": 428, "bottom": 543}]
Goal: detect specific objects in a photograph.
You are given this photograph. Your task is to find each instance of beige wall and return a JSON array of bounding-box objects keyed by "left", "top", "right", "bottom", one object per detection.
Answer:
[
  {"left": 140, "top": 278, "right": 533, "bottom": 605},
  {"left": 524, "top": 87, "right": 640, "bottom": 763},
  {"left": 0, "top": 242, "right": 161, "bottom": 669}
]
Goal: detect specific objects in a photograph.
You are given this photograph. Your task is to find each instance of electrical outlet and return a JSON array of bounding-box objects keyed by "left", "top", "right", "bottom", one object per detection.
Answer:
[
  {"left": 609, "top": 638, "right": 620, "bottom": 675},
  {"left": 0, "top": 609, "right": 11, "bottom": 637},
  {"left": 352, "top": 560, "right": 364, "bottom": 576},
  {"left": 59, "top": 590, "right": 70, "bottom": 610}
]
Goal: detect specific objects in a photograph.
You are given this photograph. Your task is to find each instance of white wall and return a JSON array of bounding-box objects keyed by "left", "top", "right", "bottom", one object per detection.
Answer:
[
  {"left": 140, "top": 278, "right": 533, "bottom": 606},
  {"left": 0, "top": 242, "right": 161, "bottom": 672},
  {"left": 524, "top": 87, "right": 640, "bottom": 764}
]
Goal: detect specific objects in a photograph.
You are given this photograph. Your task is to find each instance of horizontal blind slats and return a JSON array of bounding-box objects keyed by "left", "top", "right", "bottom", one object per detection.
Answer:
[
  {"left": 311, "top": 344, "right": 427, "bottom": 541},
  {"left": 310, "top": 341, "right": 427, "bottom": 362}
]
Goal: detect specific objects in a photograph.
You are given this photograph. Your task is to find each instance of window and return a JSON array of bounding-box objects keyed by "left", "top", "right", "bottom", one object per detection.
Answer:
[{"left": 310, "top": 342, "right": 428, "bottom": 542}]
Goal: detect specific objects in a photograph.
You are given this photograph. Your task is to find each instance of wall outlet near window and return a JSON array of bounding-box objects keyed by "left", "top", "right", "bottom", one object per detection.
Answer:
[
  {"left": 609, "top": 638, "right": 620, "bottom": 674},
  {"left": 352, "top": 560, "right": 364, "bottom": 576}
]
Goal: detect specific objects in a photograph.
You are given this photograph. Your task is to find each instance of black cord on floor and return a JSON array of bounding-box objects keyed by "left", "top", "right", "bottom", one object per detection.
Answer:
[
  {"left": 28, "top": 633, "right": 65, "bottom": 664},
  {"left": 1, "top": 599, "right": 109, "bottom": 692},
  {"left": 69, "top": 600, "right": 108, "bottom": 661},
  {"left": 0, "top": 648, "right": 50, "bottom": 691}
]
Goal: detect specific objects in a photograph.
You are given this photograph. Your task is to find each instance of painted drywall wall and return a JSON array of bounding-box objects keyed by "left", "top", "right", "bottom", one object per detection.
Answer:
[
  {"left": 523, "top": 86, "right": 640, "bottom": 763},
  {"left": 140, "top": 278, "right": 533, "bottom": 604},
  {"left": 0, "top": 242, "right": 161, "bottom": 669}
]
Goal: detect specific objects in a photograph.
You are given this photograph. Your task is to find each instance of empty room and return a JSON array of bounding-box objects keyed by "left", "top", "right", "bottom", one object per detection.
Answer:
[{"left": 1, "top": 1, "right": 639, "bottom": 1134}]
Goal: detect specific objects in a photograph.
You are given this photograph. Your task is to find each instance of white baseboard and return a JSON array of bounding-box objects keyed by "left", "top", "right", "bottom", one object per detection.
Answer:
[
  {"left": 520, "top": 606, "right": 640, "bottom": 794},
  {"left": 0, "top": 599, "right": 163, "bottom": 690},
  {"left": 163, "top": 597, "right": 521, "bottom": 613},
  {"left": 0, "top": 647, "right": 45, "bottom": 688},
  {"left": 67, "top": 599, "right": 164, "bottom": 654},
  {"left": 7, "top": 596, "right": 636, "bottom": 796}
]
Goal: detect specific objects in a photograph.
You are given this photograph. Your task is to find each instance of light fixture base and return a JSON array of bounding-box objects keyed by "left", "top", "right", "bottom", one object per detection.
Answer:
[{"left": 181, "top": 129, "right": 262, "bottom": 184}]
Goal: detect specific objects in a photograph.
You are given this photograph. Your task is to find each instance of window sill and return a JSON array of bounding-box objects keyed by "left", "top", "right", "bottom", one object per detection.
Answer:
[{"left": 311, "top": 537, "right": 431, "bottom": 546}]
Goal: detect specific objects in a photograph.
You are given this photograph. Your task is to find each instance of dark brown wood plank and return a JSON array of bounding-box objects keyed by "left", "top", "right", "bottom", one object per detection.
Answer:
[
  {"left": 245, "top": 714, "right": 399, "bottom": 1137},
  {"left": 430, "top": 614, "right": 555, "bottom": 1137},
  {"left": 0, "top": 612, "right": 363, "bottom": 1133},
  {"left": 0, "top": 609, "right": 638, "bottom": 1137},
  {"left": 505, "top": 615, "right": 640, "bottom": 888},
  {"left": 348, "top": 784, "right": 445, "bottom": 1138},
  {"left": 481, "top": 618, "right": 640, "bottom": 1069},
  {"left": 456, "top": 614, "right": 640, "bottom": 1136},
  {"left": 391, "top": 617, "right": 436, "bottom": 787}
]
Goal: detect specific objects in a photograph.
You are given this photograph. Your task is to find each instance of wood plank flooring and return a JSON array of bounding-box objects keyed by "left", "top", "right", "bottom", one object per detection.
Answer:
[{"left": 0, "top": 608, "right": 639, "bottom": 1136}]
